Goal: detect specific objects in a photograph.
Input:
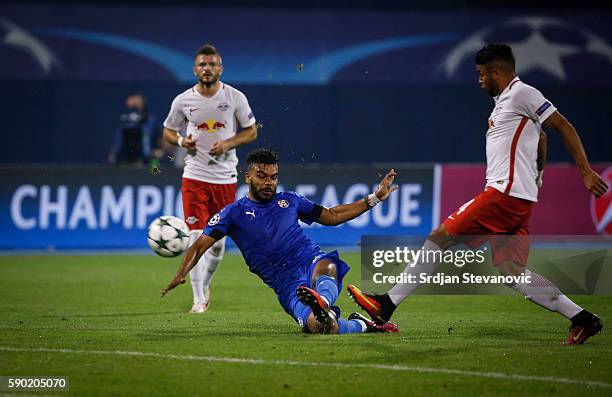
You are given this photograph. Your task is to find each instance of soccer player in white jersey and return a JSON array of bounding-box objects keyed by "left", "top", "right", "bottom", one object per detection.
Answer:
[
  {"left": 348, "top": 43, "right": 609, "bottom": 344},
  {"left": 163, "top": 44, "right": 258, "bottom": 313}
]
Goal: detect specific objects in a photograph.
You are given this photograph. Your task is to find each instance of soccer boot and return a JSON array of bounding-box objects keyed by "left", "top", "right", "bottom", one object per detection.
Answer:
[
  {"left": 296, "top": 286, "right": 335, "bottom": 332},
  {"left": 565, "top": 310, "right": 603, "bottom": 345},
  {"left": 347, "top": 284, "right": 396, "bottom": 325},
  {"left": 348, "top": 312, "right": 399, "bottom": 333}
]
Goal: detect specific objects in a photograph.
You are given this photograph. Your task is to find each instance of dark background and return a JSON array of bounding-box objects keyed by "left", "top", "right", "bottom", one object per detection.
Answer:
[{"left": 2, "top": 0, "right": 611, "bottom": 165}]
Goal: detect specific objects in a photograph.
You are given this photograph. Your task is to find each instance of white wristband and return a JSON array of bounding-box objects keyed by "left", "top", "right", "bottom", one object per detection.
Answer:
[
  {"left": 177, "top": 136, "right": 184, "bottom": 147},
  {"left": 366, "top": 193, "right": 381, "bottom": 208}
]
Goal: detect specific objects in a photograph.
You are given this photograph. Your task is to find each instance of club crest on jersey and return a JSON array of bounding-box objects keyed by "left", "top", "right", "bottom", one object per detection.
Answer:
[
  {"left": 208, "top": 213, "right": 220, "bottom": 226},
  {"left": 186, "top": 216, "right": 199, "bottom": 225},
  {"left": 278, "top": 199, "right": 289, "bottom": 208},
  {"left": 217, "top": 103, "right": 231, "bottom": 111},
  {"left": 197, "top": 118, "right": 227, "bottom": 133}
]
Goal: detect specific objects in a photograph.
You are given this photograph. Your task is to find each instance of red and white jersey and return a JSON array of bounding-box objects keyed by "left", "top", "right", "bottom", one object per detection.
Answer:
[
  {"left": 164, "top": 83, "right": 256, "bottom": 184},
  {"left": 485, "top": 77, "right": 556, "bottom": 202}
]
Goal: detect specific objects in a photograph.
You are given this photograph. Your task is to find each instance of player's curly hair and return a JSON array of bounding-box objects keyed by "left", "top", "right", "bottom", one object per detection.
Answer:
[
  {"left": 247, "top": 148, "right": 279, "bottom": 165},
  {"left": 475, "top": 43, "right": 515, "bottom": 69}
]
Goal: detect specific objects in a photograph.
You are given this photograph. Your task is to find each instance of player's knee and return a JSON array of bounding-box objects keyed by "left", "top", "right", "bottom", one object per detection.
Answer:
[
  {"left": 429, "top": 225, "right": 453, "bottom": 249},
  {"left": 313, "top": 260, "right": 337, "bottom": 280},
  {"left": 306, "top": 314, "right": 324, "bottom": 333},
  {"left": 188, "top": 230, "right": 203, "bottom": 247},
  {"left": 209, "top": 239, "right": 226, "bottom": 257},
  {"left": 429, "top": 225, "right": 447, "bottom": 239},
  {"left": 305, "top": 313, "right": 338, "bottom": 334},
  {"left": 497, "top": 261, "right": 525, "bottom": 277}
]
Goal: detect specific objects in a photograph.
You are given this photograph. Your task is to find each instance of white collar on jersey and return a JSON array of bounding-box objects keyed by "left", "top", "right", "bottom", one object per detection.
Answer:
[{"left": 495, "top": 76, "right": 521, "bottom": 101}]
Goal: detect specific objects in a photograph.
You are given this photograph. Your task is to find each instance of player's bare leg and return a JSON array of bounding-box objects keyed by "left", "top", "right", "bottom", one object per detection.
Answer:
[
  {"left": 499, "top": 260, "right": 603, "bottom": 344},
  {"left": 349, "top": 224, "right": 455, "bottom": 324},
  {"left": 188, "top": 229, "right": 209, "bottom": 313}
]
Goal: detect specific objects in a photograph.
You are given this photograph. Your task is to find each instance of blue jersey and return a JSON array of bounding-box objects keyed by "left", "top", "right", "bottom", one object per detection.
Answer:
[{"left": 203, "top": 192, "right": 324, "bottom": 293}]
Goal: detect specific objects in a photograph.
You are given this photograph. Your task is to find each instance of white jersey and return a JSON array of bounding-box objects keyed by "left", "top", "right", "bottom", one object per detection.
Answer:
[
  {"left": 163, "top": 83, "right": 256, "bottom": 184},
  {"left": 485, "top": 77, "right": 556, "bottom": 202}
]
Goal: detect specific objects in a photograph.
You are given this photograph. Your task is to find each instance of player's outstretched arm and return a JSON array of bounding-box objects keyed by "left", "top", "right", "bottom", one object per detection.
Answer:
[
  {"left": 536, "top": 130, "right": 547, "bottom": 189},
  {"left": 537, "top": 130, "right": 547, "bottom": 172},
  {"left": 543, "top": 112, "right": 608, "bottom": 198},
  {"left": 318, "top": 169, "right": 398, "bottom": 226},
  {"left": 160, "top": 234, "right": 217, "bottom": 297}
]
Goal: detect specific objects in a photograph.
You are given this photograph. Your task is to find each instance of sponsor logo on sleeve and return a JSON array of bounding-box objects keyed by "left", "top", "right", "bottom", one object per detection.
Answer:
[
  {"left": 247, "top": 112, "right": 254, "bottom": 119},
  {"left": 535, "top": 101, "right": 552, "bottom": 116}
]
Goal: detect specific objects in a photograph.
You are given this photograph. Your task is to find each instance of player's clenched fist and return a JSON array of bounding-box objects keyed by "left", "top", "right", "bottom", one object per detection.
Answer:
[{"left": 180, "top": 134, "right": 197, "bottom": 150}]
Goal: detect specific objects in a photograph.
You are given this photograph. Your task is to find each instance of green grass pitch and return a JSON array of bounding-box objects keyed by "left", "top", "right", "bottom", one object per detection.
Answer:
[{"left": 0, "top": 252, "right": 611, "bottom": 396}]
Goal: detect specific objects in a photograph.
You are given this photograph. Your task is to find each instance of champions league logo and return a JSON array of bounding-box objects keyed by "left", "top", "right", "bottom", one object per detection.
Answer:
[
  {"left": 591, "top": 167, "right": 612, "bottom": 235},
  {"left": 0, "top": 18, "right": 61, "bottom": 74},
  {"left": 208, "top": 213, "right": 220, "bottom": 226},
  {"left": 440, "top": 16, "right": 612, "bottom": 82}
]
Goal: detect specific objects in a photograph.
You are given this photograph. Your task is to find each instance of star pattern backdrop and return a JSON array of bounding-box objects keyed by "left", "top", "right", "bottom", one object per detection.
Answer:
[
  {"left": 1, "top": 5, "right": 611, "bottom": 164},
  {"left": 2, "top": 8, "right": 611, "bottom": 85}
]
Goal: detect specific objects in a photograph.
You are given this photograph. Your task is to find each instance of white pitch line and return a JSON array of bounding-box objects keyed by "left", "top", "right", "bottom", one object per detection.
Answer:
[{"left": 1, "top": 346, "right": 610, "bottom": 389}]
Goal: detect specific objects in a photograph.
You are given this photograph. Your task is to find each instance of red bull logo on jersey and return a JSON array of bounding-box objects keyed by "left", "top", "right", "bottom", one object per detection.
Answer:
[
  {"left": 591, "top": 167, "right": 612, "bottom": 235},
  {"left": 197, "top": 118, "right": 227, "bottom": 133}
]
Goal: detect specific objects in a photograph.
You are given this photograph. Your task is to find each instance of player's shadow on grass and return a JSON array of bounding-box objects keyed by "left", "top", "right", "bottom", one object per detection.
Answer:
[{"left": 38, "top": 311, "right": 178, "bottom": 319}]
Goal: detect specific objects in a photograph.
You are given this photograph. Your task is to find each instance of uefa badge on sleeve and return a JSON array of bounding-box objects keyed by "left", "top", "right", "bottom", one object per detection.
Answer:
[{"left": 208, "top": 213, "right": 221, "bottom": 226}]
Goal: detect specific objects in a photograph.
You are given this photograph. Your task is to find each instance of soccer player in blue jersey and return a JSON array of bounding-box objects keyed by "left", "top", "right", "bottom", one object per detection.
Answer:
[{"left": 161, "top": 148, "right": 399, "bottom": 334}]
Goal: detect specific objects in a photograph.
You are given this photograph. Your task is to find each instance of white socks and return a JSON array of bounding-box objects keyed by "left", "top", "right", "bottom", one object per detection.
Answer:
[
  {"left": 188, "top": 232, "right": 226, "bottom": 306},
  {"left": 201, "top": 237, "right": 226, "bottom": 292},
  {"left": 508, "top": 270, "right": 582, "bottom": 319},
  {"left": 388, "top": 239, "right": 442, "bottom": 306},
  {"left": 188, "top": 230, "right": 206, "bottom": 305}
]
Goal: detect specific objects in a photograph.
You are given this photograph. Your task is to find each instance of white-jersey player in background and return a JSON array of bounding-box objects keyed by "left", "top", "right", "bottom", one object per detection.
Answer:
[
  {"left": 348, "top": 43, "right": 608, "bottom": 345},
  {"left": 163, "top": 44, "right": 257, "bottom": 313}
]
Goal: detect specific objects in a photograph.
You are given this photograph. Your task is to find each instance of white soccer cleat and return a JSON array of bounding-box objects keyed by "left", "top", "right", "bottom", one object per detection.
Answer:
[{"left": 189, "top": 289, "right": 211, "bottom": 314}]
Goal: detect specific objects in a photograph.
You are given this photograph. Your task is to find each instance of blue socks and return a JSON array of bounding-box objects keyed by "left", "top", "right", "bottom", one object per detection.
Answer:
[
  {"left": 337, "top": 318, "right": 366, "bottom": 334},
  {"left": 315, "top": 275, "right": 365, "bottom": 334},
  {"left": 315, "top": 275, "right": 339, "bottom": 306}
]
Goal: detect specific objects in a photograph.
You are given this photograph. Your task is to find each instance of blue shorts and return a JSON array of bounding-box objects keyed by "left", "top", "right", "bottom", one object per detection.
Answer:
[{"left": 276, "top": 250, "right": 350, "bottom": 329}]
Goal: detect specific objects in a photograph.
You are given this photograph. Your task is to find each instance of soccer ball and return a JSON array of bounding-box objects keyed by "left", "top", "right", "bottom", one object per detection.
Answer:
[{"left": 147, "top": 216, "right": 190, "bottom": 258}]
